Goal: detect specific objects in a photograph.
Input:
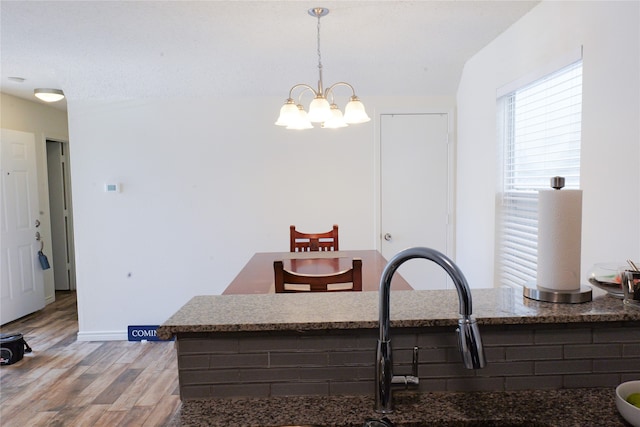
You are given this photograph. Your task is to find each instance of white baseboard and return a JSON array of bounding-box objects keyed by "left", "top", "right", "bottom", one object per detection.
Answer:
[{"left": 77, "top": 330, "right": 128, "bottom": 341}]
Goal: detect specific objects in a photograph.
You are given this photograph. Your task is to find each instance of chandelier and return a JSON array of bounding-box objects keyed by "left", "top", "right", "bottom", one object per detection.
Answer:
[{"left": 275, "top": 7, "right": 370, "bottom": 130}]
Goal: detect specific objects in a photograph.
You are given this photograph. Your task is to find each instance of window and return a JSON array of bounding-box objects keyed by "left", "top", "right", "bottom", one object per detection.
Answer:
[{"left": 497, "top": 60, "right": 583, "bottom": 288}]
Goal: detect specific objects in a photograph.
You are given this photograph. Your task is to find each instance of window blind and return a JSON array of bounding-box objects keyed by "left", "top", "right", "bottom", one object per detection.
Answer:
[{"left": 497, "top": 60, "right": 583, "bottom": 288}]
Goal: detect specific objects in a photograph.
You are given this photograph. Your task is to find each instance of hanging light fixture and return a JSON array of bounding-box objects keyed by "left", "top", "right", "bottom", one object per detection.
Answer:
[
  {"left": 275, "top": 7, "right": 370, "bottom": 130},
  {"left": 34, "top": 88, "right": 65, "bottom": 102}
]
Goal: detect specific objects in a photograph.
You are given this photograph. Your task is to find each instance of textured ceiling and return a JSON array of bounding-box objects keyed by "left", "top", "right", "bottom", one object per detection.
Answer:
[{"left": 0, "top": 1, "right": 540, "bottom": 111}]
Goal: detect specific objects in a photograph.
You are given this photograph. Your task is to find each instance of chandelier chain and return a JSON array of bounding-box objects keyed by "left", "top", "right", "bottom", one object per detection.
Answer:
[{"left": 316, "top": 13, "right": 323, "bottom": 88}]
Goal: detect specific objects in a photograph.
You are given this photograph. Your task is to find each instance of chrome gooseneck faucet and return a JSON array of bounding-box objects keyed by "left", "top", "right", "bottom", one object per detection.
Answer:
[{"left": 375, "top": 247, "right": 486, "bottom": 413}]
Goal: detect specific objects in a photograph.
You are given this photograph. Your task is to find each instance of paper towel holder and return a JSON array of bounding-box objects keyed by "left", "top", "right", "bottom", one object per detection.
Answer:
[
  {"left": 523, "top": 283, "right": 592, "bottom": 303},
  {"left": 523, "top": 176, "right": 592, "bottom": 304}
]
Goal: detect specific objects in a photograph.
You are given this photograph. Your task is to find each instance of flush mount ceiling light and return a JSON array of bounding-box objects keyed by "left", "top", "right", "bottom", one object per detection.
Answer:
[
  {"left": 275, "top": 7, "right": 370, "bottom": 130},
  {"left": 34, "top": 88, "right": 65, "bottom": 103}
]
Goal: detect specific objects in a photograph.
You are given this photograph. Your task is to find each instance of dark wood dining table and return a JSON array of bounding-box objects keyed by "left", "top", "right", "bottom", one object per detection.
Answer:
[{"left": 223, "top": 250, "right": 413, "bottom": 294}]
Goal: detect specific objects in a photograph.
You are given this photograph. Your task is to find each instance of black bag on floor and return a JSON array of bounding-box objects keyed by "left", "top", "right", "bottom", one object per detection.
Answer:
[{"left": 0, "top": 333, "right": 32, "bottom": 365}]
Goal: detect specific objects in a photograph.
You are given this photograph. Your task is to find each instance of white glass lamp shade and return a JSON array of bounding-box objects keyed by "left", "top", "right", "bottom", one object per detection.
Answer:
[
  {"left": 343, "top": 96, "right": 371, "bottom": 124},
  {"left": 34, "top": 88, "right": 65, "bottom": 102},
  {"left": 322, "top": 104, "right": 348, "bottom": 129},
  {"left": 275, "top": 99, "right": 299, "bottom": 126},
  {"left": 287, "top": 105, "right": 313, "bottom": 130},
  {"left": 307, "top": 96, "right": 332, "bottom": 123}
]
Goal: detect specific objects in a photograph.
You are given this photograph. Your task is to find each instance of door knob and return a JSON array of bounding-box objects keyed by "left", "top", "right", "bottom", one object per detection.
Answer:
[
  {"left": 35, "top": 231, "right": 41, "bottom": 241},
  {"left": 35, "top": 219, "right": 41, "bottom": 227},
  {"left": 384, "top": 233, "right": 392, "bottom": 241}
]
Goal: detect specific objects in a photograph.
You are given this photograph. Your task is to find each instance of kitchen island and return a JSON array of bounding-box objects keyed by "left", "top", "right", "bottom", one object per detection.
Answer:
[
  {"left": 158, "top": 285, "right": 639, "bottom": 336},
  {"left": 159, "top": 285, "right": 640, "bottom": 426}
]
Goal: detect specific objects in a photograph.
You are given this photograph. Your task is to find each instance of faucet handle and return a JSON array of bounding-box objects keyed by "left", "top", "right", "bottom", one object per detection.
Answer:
[{"left": 390, "top": 346, "right": 420, "bottom": 390}]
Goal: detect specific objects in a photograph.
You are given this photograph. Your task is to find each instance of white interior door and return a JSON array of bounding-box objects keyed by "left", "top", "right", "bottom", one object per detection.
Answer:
[
  {"left": 1, "top": 129, "right": 45, "bottom": 325},
  {"left": 380, "top": 113, "right": 452, "bottom": 290},
  {"left": 47, "top": 141, "right": 76, "bottom": 291}
]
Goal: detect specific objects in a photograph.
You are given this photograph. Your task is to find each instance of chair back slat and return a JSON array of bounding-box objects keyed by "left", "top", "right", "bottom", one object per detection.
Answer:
[
  {"left": 274, "top": 258, "right": 362, "bottom": 293},
  {"left": 290, "top": 225, "right": 339, "bottom": 252}
]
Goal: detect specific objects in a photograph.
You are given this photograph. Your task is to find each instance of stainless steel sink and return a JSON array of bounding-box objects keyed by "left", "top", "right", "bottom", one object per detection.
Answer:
[
  {"left": 396, "top": 422, "right": 552, "bottom": 427},
  {"left": 276, "top": 421, "right": 552, "bottom": 427}
]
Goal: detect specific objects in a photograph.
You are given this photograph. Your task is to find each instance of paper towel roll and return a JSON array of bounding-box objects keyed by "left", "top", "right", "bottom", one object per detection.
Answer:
[{"left": 537, "top": 189, "right": 583, "bottom": 291}]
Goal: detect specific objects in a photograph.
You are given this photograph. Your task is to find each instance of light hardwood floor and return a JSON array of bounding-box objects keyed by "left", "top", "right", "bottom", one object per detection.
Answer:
[{"left": 0, "top": 292, "right": 181, "bottom": 426}]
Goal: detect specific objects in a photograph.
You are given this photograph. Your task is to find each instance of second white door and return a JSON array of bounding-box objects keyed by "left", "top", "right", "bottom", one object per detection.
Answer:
[
  {"left": 1, "top": 129, "right": 45, "bottom": 324},
  {"left": 380, "top": 113, "right": 452, "bottom": 290}
]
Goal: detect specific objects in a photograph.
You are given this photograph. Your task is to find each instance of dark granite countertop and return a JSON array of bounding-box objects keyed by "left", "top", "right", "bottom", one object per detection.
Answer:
[
  {"left": 158, "top": 286, "right": 640, "bottom": 339},
  {"left": 168, "top": 387, "right": 630, "bottom": 427}
]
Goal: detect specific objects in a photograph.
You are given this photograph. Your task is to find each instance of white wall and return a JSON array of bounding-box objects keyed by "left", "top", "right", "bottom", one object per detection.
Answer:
[
  {"left": 68, "top": 95, "right": 454, "bottom": 340},
  {"left": 36, "top": 0, "right": 640, "bottom": 339},
  {"left": 456, "top": 1, "right": 640, "bottom": 287},
  {"left": 0, "top": 93, "right": 69, "bottom": 304}
]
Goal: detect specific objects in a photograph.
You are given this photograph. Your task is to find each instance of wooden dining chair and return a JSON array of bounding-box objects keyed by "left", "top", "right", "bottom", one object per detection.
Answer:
[
  {"left": 290, "top": 224, "right": 339, "bottom": 252},
  {"left": 274, "top": 258, "right": 362, "bottom": 292}
]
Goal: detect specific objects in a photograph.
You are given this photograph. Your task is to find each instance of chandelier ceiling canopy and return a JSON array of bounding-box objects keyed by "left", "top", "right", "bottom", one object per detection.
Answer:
[{"left": 275, "top": 7, "right": 370, "bottom": 130}]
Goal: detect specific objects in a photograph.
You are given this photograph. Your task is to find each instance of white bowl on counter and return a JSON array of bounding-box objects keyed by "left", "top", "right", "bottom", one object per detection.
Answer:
[{"left": 616, "top": 380, "right": 640, "bottom": 426}]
